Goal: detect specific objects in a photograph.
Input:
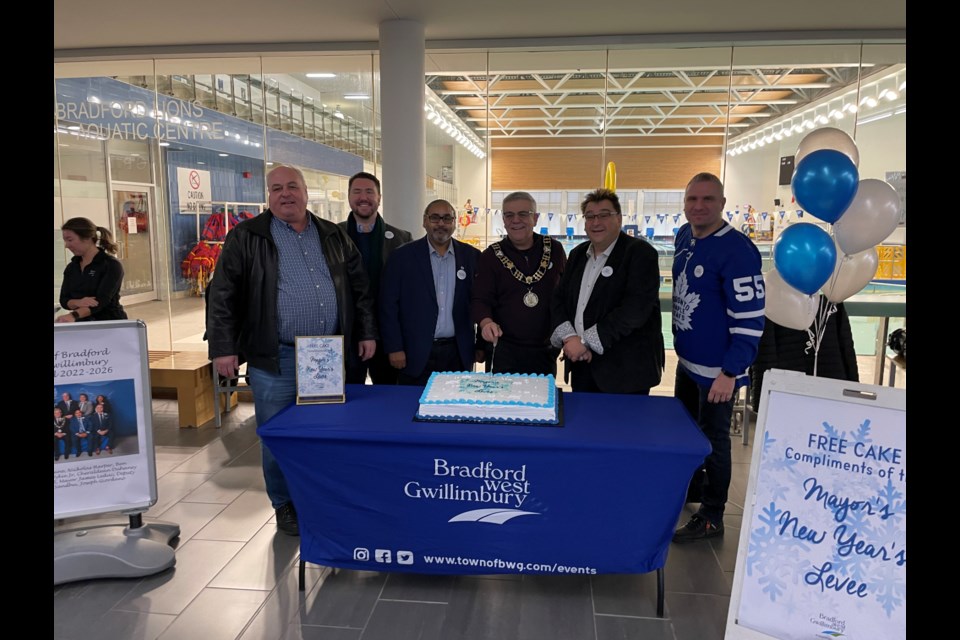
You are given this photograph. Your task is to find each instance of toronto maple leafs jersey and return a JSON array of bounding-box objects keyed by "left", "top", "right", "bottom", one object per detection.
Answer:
[{"left": 672, "top": 221, "right": 765, "bottom": 389}]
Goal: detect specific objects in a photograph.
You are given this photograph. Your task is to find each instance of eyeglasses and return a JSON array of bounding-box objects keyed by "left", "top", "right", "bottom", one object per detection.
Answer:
[
  {"left": 426, "top": 214, "right": 456, "bottom": 224},
  {"left": 502, "top": 211, "right": 535, "bottom": 220},
  {"left": 582, "top": 210, "right": 620, "bottom": 221}
]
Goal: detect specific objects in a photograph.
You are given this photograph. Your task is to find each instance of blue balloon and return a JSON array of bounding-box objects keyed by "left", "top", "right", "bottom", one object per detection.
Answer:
[
  {"left": 791, "top": 149, "right": 859, "bottom": 224},
  {"left": 773, "top": 223, "right": 837, "bottom": 295}
]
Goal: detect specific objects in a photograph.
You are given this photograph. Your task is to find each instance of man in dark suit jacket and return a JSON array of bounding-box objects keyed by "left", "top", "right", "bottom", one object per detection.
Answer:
[
  {"left": 92, "top": 402, "right": 114, "bottom": 454},
  {"left": 54, "top": 407, "right": 72, "bottom": 461},
  {"left": 57, "top": 392, "right": 79, "bottom": 422},
  {"left": 380, "top": 199, "right": 481, "bottom": 385},
  {"left": 550, "top": 188, "right": 664, "bottom": 394},
  {"left": 339, "top": 171, "right": 413, "bottom": 385}
]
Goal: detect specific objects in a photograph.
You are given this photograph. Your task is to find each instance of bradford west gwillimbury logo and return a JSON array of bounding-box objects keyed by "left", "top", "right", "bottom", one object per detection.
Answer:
[{"left": 403, "top": 459, "right": 539, "bottom": 524}]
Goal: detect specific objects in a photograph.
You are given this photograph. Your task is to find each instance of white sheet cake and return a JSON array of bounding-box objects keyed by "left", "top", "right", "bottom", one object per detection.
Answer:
[{"left": 417, "top": 372, "right": 558, "bottom": 424}]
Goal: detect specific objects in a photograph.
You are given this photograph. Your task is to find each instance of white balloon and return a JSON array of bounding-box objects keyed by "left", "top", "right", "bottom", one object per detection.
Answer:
[
  {"left": 794, "top": 127, "right": 860, "bottom": 168},
  {"left": 833, "top": 178, "right": 902, "bottom": 255},
  {"left": 764, "top": 269, "right": 819, "bottom": 330},
  {"left": 822, "top": 244, "right": 879, "bottom": 303}
]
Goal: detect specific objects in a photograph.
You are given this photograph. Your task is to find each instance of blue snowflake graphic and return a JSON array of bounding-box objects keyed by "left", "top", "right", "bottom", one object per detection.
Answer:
[
  {"left": 745, "top": 407, "right": 906, "bottom": 621},
  {"left": 745, "top": 502, "right": 812, "bottom": 602},
  {"left": 852, "top": 418, "right": 873, "bottom": 444}
]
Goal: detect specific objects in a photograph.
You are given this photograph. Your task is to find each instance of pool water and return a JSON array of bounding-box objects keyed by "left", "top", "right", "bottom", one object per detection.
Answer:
[{"left": 659, "top": 280, "right": 904, "bottom": 357}]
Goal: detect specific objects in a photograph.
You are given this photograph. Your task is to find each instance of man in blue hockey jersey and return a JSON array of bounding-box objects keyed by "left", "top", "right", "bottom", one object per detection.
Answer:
[{"left": 672, "top": 172, "right": 764, "bottom": 542}]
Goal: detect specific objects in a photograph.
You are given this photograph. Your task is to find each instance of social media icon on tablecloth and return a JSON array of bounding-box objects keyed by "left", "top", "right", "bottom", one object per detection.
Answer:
[
  {"left": 397, "top": 550, "right": 414, "bottom": 565},
  {"left": 353, "top": 547, "right": 370, "bottom": 561},
  {"left": 375, "top": 549, "right": 392, "bottom": 563}
]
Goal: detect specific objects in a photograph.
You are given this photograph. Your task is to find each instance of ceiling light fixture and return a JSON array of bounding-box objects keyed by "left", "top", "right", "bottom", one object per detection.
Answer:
[
  {"left": 423, "top": 87, "right": 486, "bottom": 160},
  {"left": 333, "top": 106, "right": 345, "bottom": 120},
  {"left": 306, "top": 73, "right": 336, "bottom": 78},
  {"left": 343, "top": 94, "right": 369, "bottom": 100}
]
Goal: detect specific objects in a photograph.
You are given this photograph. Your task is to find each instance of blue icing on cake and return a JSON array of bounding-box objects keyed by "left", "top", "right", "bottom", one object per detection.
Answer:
[{"left": 417, "top": 372, "right": 558, "bottom": 423}]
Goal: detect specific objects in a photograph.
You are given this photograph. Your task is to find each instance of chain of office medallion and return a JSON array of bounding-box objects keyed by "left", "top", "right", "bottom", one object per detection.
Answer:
[{"left": 491, "top": 236, "right": 553, "bottom": 285}]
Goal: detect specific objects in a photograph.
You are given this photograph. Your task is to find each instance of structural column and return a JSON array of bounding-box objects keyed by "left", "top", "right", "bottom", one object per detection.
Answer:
[{"left": 379, "top": 20, "right": 426, "bottom": 236}]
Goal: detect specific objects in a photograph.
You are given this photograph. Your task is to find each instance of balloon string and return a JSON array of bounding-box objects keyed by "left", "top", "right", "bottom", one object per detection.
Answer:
[
  {"left": 808, "top": 298, "right": 838, "bottom": 376},
  {"left": 825, "top": 228, "right": 845, "bottom": 295}
]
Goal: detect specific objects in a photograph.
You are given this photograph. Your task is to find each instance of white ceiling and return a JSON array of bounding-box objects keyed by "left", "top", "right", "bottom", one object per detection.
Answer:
[
  {"left": 53, "top": 1, "right": 905, "bottom": 150},
  {"left": 54, "top": 0, "right": 904, "bottom": 54}
]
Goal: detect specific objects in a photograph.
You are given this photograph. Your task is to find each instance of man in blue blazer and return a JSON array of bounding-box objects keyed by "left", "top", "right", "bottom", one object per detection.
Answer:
[
  {"left": 380, "top": 199, "right": 482, "bottom": 385},
  {"left": 70, "top": 409, "right": 95, "bottom": 457}
]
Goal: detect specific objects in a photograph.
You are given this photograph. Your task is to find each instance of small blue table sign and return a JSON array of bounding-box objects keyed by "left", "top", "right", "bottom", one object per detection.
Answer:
[{"left": 296, "top": 336, "right": 346, "bottom": 404}]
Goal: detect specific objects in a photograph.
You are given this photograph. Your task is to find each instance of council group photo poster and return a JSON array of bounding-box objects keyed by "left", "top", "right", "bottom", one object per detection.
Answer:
[{"left": 54, "top": 322, "right": 155, "bottom": 519}]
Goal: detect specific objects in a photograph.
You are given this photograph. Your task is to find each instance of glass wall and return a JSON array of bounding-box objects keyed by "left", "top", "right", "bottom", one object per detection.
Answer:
[{"left": 54, "top": 42, "right": 905, "bottom": 358}]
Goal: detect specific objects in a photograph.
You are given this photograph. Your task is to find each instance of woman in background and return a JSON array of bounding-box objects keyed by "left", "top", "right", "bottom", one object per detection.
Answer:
[
  {"left": 95, "top": 394, "right": 113, "bottom": 415},
  {"left": 56, "top": 218, "right": 127, "bottom": 323}
]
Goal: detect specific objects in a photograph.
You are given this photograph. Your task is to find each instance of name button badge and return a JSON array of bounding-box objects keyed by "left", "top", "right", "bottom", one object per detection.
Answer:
[
  {"left": 600, "top": 266, "right": 613, "bottom": 277},
  {"left": 457, "top": 268, "right": 467, "bottom": 280}
]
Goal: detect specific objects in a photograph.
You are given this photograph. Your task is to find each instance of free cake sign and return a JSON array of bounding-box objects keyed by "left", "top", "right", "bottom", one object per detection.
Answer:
[{"left": 726, "top": 371, "right": 906, "bottom": 640}]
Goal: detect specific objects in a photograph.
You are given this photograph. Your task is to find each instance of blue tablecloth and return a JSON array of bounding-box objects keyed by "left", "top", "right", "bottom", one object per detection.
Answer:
[{"left": 259, "top": 385, "right": 710, "bottom": 575}]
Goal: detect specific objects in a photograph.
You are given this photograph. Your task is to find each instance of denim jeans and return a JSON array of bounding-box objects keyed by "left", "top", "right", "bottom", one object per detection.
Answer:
[
  {"left": 247, "top": 344, "right": 298, "bottom": 509},
  {"left": 674, "top": 367, "right": 734, "bottom": 522}
]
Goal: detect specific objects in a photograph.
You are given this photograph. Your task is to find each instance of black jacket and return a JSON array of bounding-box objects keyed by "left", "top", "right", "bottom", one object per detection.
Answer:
[
  {"left": 550, "top": 232, "right": 664, "bottom": 393},
  {"left": 206, "top": 209, "right": 377, "bottom": 374},
  {"left": 336, "top": 216, "right": 413, "bottom": 270},
  {"left": 59, "top": 250, "right": 127, "bottom": 321},
  {"left": 749, "top": 298, "right": 859, "bottom": 408}
]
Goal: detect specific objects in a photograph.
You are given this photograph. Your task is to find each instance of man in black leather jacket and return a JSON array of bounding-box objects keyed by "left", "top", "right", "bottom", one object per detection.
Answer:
[{"left": 206, "top": 164, "right": 377, "bottom": 536}]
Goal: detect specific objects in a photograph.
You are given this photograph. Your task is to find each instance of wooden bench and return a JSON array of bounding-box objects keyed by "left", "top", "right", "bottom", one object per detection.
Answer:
[{"left": 148, "top": 350, "right": 233, "bottom": 428}]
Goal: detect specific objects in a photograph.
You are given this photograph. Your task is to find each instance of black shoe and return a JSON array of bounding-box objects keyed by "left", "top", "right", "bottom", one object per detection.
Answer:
[
  {"left": 672, "top": 513, "right": 723, "bottom": 543},
  {"left": 275, "top": 503, "right": 299, "bottom": 536}
]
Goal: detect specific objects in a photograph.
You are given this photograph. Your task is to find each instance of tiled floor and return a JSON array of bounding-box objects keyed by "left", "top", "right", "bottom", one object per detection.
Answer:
[
  {"left": 54, "top": 298, "right": 904, "bottom": 640},
  {"left": 55, "top": 391, "right": 756, "bottom": 640}
]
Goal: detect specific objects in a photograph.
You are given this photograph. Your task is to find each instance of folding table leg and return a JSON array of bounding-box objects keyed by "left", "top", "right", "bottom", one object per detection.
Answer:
[
  {"left": 657, "top": 567, "right": 665, "bottom": 618},
  {"left": 299, "top": 557, "right": 306, "bottom": 591}
]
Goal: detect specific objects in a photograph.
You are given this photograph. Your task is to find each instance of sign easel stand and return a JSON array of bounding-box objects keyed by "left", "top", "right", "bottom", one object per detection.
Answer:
[
  {"left": 55, "top": 320, "right": 180, "bottom": 586},
  {"left": 54, "top": 511, "right": 180, "bottom": 585}
]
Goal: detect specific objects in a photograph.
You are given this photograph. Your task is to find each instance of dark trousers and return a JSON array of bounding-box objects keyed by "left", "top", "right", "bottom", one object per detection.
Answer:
[
  {"left": 568, "top": 361, "right": 650, "bottom": 395},
  {"left": 397, "top": 339, "right": 463, "bottom": 386},
  {"left": 674, "top": 367, "right": 734, "bottom": 522},
  {"left": 488, "top": 340, "right": 559, "bottom": 377},
  {"left": 346, "top": 341, "right": 399, "bottom": 385}
]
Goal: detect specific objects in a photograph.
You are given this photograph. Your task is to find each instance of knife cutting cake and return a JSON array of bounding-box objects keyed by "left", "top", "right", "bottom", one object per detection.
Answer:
[{"left": 416, "top": 372, "right": 558, "bottom": 424}]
